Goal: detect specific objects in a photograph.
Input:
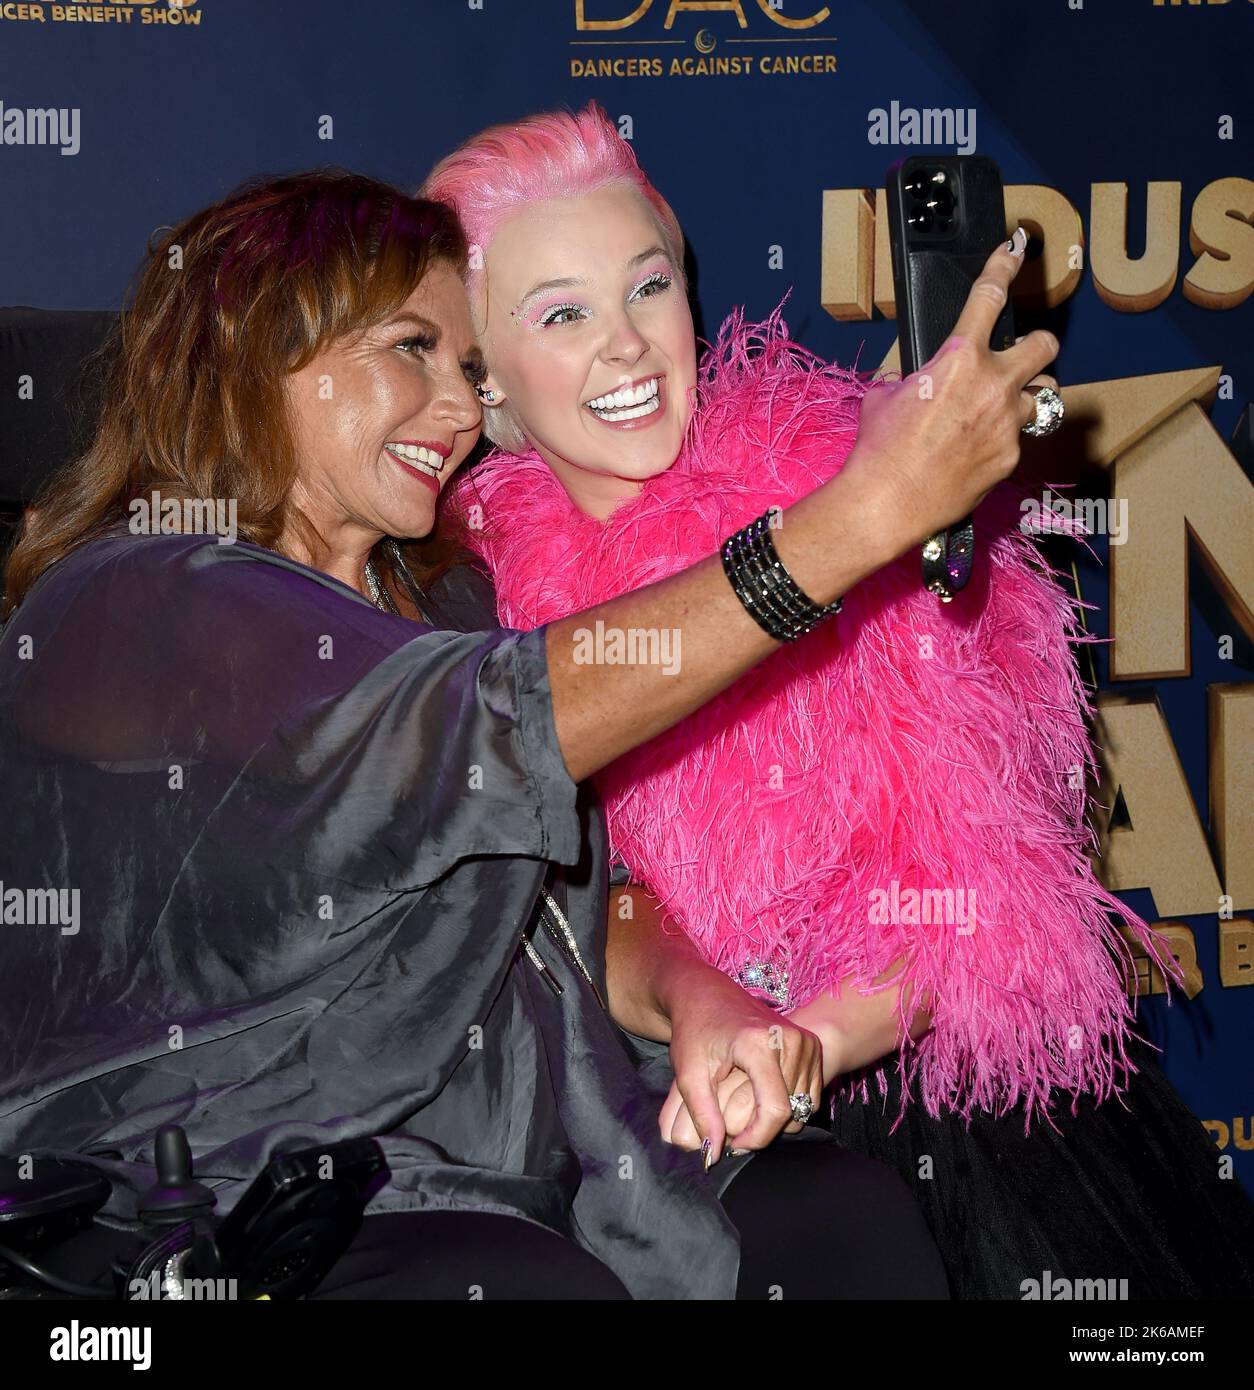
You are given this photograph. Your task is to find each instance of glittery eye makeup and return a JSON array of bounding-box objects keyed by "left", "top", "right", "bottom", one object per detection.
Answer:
[
  {"left": 526, "top": 261, "right": 675, "bottom": 329},
  {"left": 531, "top": 299, "right": 584, "bottom": 329},
  {"left": 631, "top": 268, "right": 673, "bottom": 300}
]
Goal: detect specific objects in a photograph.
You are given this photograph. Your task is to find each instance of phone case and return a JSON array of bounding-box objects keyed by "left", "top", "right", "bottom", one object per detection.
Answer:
[{"left": 885, "top": 154, "right": 1015, "bottom": 599}]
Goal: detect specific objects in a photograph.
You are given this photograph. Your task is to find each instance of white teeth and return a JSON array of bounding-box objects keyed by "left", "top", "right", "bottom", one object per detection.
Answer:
[
  {"left": 584, "top": 377, "right": 661, "bottom": 416},
  {"left": 588, "top": 396, "right": 661, "bottom": 423},
  {"left": 384, "top": 443, "right": 443, "bottom": 475}
]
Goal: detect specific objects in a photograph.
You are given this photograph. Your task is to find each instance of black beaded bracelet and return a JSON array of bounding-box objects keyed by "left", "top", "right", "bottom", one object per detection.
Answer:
[
  {"left": 723, "top": 518, "right": 814, "bottom": 640},
  {"left": 720, "top": 510, "right": 843, "bottom": 642},
  {"left": 730, "top": 526, "right": 800, "bottom": 634}
]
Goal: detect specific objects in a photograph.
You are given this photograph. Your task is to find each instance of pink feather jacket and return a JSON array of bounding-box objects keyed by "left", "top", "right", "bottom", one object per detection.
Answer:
[{"left": 451, "top": 303, "right": 1166, "bottom": 1124}]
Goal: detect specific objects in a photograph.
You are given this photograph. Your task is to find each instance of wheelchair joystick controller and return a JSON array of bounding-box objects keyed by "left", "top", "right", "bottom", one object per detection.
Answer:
[
  {"left": 136, "top": 1125, "right": 217, "bottom": 1227},
  {"left": 3, "top": 1125, "right": 382, "bottom": 1299},
  {"left": 120, "top": 1126, "right": 223, "bottom": 1298}
]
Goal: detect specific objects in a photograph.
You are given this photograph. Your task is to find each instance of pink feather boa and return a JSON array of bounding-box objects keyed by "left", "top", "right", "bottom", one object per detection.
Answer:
[{"left": 451, "top": 301, "right": 1170, "bottom": 1124}]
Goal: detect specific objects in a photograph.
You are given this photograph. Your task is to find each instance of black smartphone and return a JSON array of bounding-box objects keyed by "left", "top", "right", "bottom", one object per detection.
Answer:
[{"left": 884, "top": 154, "right": 1016, "bottom": 600}]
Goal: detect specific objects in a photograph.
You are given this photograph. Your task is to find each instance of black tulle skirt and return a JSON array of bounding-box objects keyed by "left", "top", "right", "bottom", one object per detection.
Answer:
[{"left": 825, "top": 1037, "right": 1254, "bottom": 1300}]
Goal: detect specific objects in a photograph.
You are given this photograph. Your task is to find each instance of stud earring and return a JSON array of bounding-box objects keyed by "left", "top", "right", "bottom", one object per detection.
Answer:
[{"left": 477, "top": 385, "right": 497, "bottom": 403}]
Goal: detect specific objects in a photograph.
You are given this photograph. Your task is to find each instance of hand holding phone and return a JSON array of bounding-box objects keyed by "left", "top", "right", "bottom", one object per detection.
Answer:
[
  {"left": 884, "top": 155, "right": 1058, "bottom": 599},
  {"left": 841, "top": 242, "right": 1061, "bottom": 568}
]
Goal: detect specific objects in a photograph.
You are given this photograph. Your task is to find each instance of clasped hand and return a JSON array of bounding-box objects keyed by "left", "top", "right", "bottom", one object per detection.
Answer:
[{"left": 659, "top": 972, "right": 825, "bottom": 1167}]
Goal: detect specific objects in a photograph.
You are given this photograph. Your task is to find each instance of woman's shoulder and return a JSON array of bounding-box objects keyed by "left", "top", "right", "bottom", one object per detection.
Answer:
[
  {"left": 42, "top": 525, "right": 252, "bottom": 593},
  {"left": 18, "top": 524, "right": 370, "bottom": 632},
  {"left": 64, "top": 521, "right": 261, "bottom": 567},
  {"left": 18, "top": 524, "right": 223, "bottom": 604}
]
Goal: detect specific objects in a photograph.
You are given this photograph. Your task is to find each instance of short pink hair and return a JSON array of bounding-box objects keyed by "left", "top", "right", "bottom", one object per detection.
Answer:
[
  {"left": 423, "top": 99, "right": 685, "bottom": 288},
  {"left": 421, "top": 101, "right": 687, "bottom": 450}
]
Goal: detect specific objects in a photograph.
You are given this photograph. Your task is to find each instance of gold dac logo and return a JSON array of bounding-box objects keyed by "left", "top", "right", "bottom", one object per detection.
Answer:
[
  {"left": 576, "top": 1, "right": 828, "bottom": 27},
  {"left": 572, "top": 1, "right": 837, "bottom": 80}
]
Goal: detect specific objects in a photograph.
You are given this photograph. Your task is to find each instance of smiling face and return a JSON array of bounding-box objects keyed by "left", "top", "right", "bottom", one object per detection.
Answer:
[
  {"left": 478, "top": 182, "right": 698, "bottom": 519},
  {"left": 284, "top": 260, "right": 484, "bottom": 558}
]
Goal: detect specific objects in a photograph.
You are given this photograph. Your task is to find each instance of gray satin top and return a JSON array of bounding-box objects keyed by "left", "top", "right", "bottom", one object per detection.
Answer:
[{"left": 0, "top": 530, "right": 746, "bottom": 1299}]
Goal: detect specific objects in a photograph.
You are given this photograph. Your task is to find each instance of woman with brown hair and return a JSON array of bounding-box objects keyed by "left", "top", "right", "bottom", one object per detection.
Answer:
[{"left": 0, "top": 165, "right": 1047, "bottom": 1298}]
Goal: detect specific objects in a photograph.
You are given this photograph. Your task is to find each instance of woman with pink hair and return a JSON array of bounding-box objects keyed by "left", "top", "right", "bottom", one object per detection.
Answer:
[{"left": 422, "top": 102, "right": 1254, "bottom": 1298}]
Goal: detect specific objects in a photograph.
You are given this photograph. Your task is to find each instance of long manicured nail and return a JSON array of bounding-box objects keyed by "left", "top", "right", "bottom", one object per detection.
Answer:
[
  {"left": 701, "top": 1137, "right": 714, "bottom": 1172},
  {"left": 1006, "top": 226, "right": 1027, "bottom": 257}
]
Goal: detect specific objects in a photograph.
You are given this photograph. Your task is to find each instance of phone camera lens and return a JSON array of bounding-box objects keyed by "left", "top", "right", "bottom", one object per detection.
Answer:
[{"left": 903, "top": 168, "right": 954, "bottom": 234}]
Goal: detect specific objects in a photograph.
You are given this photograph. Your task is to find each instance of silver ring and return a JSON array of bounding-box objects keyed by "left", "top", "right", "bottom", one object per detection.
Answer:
[
  {"left": 788, "top": 1092, "right": 814, "bottom": 1125},
  {"left": 1021, "top": 384, "right": 1064, "bottom": 437}
]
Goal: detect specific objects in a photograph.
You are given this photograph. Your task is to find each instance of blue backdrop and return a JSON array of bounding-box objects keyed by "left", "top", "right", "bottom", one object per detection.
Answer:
[{"left": 2, "top": 0, "right": 1251, "bottom": 1202}]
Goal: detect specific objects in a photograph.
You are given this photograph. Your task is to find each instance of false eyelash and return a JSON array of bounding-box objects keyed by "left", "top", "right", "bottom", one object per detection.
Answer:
[
  {"left": 634, "top": 270, "right": 672, "bottom": 296},
  {"left": 537, "top": 301, "right": 584, "bottom": 328},
  {"left": 536, "top": 270, "right": 674, "bottom": 329}
]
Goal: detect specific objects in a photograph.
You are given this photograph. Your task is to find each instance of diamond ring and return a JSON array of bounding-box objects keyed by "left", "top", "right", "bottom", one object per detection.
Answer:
[
  {"left": 1022, "top": 384, "right": 1064, "bottom": 437},
  {"left": 789, "top": 1092, "right": 815, "bottom": 1125}
]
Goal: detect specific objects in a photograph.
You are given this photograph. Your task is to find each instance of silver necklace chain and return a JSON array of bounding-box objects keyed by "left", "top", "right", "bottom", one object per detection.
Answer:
[
  {"left": 363, "top": 547, "right": 408, "bottom": 616},
  {"left": 363, "top": 558, "right": 391, "bottom": 611}
]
